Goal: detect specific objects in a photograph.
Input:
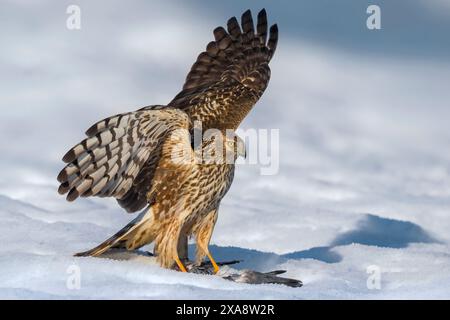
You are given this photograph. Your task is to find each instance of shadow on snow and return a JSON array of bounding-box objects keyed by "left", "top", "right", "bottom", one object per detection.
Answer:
[{"left": 203, "top": 214, "right": 439, "bottom": 269}]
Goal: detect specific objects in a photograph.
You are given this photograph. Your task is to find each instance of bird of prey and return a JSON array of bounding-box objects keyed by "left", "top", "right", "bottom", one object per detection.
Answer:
[{"left": 57, "top": 9, "right": 278, "bottom": 273}]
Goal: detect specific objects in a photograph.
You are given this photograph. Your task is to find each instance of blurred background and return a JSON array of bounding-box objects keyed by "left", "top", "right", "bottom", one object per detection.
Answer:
[{"left": 0, "top": 0, "right": 450, "bottom": 298}]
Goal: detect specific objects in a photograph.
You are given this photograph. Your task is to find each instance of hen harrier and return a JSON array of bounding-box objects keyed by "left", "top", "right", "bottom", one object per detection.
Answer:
[{"left": 57, "top": 9, "right": 278, "bottom": 273}]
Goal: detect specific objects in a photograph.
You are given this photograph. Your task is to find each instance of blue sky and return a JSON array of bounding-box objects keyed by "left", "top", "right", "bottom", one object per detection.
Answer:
[{"left": 213, "top": 0, "right": 450, "bottom": 59}]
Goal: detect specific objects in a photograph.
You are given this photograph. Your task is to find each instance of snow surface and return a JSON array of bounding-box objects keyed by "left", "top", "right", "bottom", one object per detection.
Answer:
[{"left": 1, "top": 1, "right": 450, "bottom": 299}]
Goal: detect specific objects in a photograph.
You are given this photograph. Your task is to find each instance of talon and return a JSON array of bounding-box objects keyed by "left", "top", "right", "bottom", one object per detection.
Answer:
[
  {"left": 213, "top": 264, "right": 220, "bottom": 274},
  {"left": 175, "top": 256, "right": 187, "bottom": 272},
  {"left": 207, "top": 252, "right": 220, "bottom": 274}
]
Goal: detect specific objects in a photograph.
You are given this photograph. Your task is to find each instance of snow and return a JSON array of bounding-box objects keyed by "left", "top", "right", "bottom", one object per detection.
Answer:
[
  {"left": 1, "top": 187, "right": 450, "bottom": 299},
  {"left": 1, "top": 0, "right": 450, "bottom": 299}
]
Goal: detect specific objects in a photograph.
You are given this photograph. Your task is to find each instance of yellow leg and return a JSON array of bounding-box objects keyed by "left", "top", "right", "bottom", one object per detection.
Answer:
[
  {"left": 174, "top": 255, "right": 187, "bottom": 272},
  {"left": 206, "top": 252, "right": 220, "bottom": 274}
]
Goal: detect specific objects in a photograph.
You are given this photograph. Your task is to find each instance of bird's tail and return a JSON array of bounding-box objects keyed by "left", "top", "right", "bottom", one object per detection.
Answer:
[{"left": 75, "top": 206, "right": 156, "bottom": 257}]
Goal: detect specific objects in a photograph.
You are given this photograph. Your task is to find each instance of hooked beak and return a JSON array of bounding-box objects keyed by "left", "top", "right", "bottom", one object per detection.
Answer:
[{"left": 236, "top": 137, "right": 247, "bottom": 159}]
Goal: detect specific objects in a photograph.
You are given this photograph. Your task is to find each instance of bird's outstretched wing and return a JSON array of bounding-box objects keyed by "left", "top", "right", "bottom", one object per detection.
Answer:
[
  {"left": 57, "top": 108, "right": 190, "bottom": 212},
  {"left": 169, "top": 9, "right": 278, "bottom": 130},
  {"left": 58, "top": 9, "right": 277, "bottom": 213}
]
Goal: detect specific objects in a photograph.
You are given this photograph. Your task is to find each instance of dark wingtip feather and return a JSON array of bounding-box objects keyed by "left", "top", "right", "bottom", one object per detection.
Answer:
[
  {"left": 227, "top": 16, "right": 242, "bottom": 39},
  {"left": 57, "top": 169, "right": 68, "bottom": 183},
  {"left": 270, "top": 24, "right": 278, "bottom": 33},
  {"left": 258, "top": 8, "right": 267, "bottom": 18},
  {"left": 66, "top": 188, "right": 79, "bottom": 202},
  {"left": 206, "top": 41, "right": 218, "bottom": 55},
  {"left": 270, "top": 24, "right": 278, "bottom": 36},
  {"left": 214, "top": 27, "right": 232, "bottom": 50},
  {"left": 268, "top": 24, "right": 278, "bottom": 56},
  {"left": 257, "top": 9, "right": 268, "bottom": 45},
  {"left": 73, "top": 252, "right": 85, "bottom": 257},
  {"left": 62, "top": 150, "right": 76, "bottom": 163},
  {"left": 213, "top": 26, "right": 228, "bottom": 41},
  {"left": 241, "top": 9, "right": 254, "bottom": 34},
  {"left": 58, "top": 182, "right": 70, "bottom": 195},
  {"left": 85, "top": 122, "right": 98, "bottom": 137},
  {"left": 85, "top": 127, "right": 96, "bottom": 137}
]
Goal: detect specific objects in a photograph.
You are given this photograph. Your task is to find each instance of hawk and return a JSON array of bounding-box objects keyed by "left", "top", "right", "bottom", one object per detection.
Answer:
[{"left": 57, "top": 9, "right": 278, "bottom": 273}]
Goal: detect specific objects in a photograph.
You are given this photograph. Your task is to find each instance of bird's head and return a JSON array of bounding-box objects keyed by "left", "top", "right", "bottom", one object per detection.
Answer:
[
  {"left": 225, "top": 133, "right": 246, "bottom": 160},
  {"left": 199, "top": 130, "right": 246, "bottom": 164}
]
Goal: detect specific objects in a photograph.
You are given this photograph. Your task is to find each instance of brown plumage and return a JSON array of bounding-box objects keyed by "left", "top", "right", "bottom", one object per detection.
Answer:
[
  {"left": 75, "top": 122, "right": 244, "bottom": 271},
  {"left": 58, "top": 9, "right": 277, "bottom": 272},
  {"left": 169, "top": 8, "right": 277, "bottom": 131}
]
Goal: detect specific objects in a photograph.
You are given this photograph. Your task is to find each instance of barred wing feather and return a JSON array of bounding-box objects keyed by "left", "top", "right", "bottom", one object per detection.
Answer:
[{"left": 57, "top": 108, "right": 190, "bottom": 207}]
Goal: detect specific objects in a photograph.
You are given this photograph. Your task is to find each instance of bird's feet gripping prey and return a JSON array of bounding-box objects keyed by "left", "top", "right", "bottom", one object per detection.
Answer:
[{"left": 95, "top": 249, "right": 302, "bottom": 287}]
